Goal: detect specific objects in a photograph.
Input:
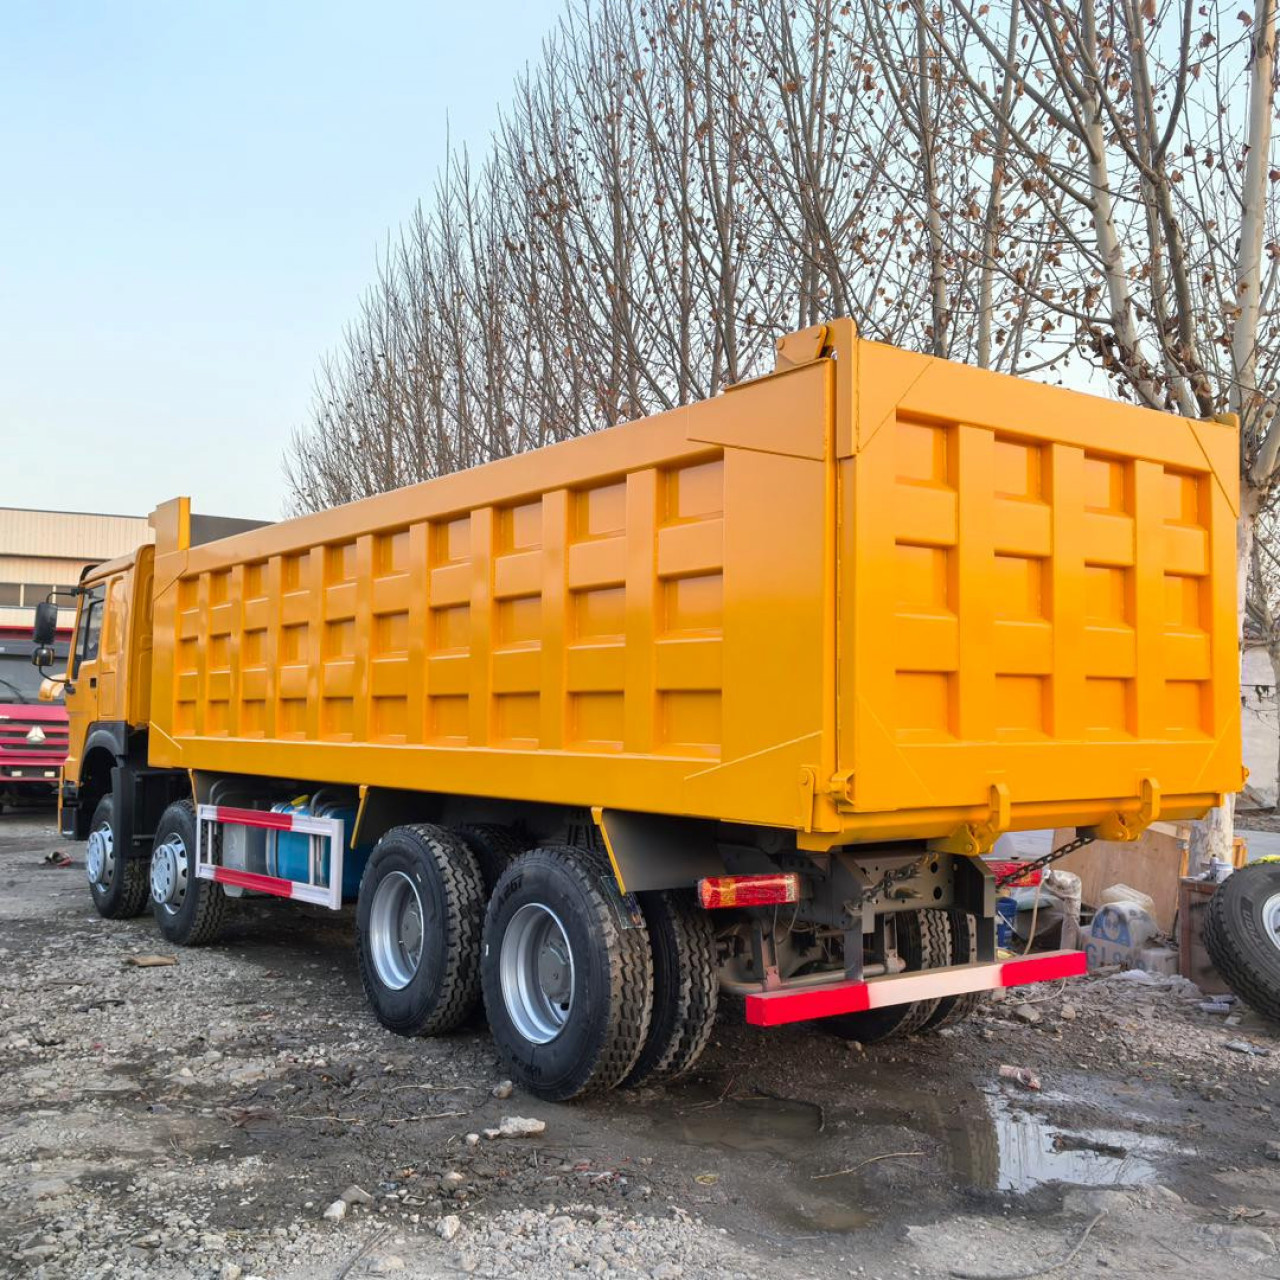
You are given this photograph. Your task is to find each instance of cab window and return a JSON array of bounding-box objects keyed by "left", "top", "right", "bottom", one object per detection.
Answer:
[{"left": 73, "top": 584, "right": 106, "bottom": 677}]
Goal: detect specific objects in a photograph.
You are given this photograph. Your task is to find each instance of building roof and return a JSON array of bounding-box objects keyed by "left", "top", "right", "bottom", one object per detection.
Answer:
[{"left": 0, "top": 505, "right": 148, "bottom": 520}]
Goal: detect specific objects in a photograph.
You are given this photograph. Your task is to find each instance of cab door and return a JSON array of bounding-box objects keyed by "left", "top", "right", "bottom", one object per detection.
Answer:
[
  {"left": 95, "top": 575, "right": 129, "bottom": 716},
  {"left": 62, "top": 581, "right": 107, "bottom": 786}
]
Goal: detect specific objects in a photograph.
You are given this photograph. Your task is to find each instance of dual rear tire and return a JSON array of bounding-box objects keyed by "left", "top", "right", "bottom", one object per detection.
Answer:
[
  {"left": 356, "top": 833, "right": 720, "bottom": 1099},
  {"left": 827, "top": 907, "right": 984, "bottom": 1045},
  {"left": 356, "top": 824, "right": 485, "bottom": 1037}
]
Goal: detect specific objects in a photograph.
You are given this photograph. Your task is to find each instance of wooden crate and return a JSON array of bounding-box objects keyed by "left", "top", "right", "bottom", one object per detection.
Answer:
[{"left": 1051, "top": 823, "right": 1190, "bottom": 933}]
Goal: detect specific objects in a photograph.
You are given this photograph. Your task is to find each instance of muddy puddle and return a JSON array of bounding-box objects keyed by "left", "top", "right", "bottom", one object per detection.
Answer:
[
  {"left": 979, "top": 1088, "right": 1184, "bottom": 1192},
  {"left": 635, "top": 1068, "right": 1181, "bottom": 1235}
]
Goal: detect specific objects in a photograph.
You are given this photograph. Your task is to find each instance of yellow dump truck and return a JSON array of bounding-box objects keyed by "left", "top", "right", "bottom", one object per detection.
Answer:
[{"left": 34, "top": 320, "right": 1242, "bottom": 1099}]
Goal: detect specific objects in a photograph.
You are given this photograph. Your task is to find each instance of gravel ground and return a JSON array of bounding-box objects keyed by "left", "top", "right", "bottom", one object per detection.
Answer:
[{"left": 4, "top": 809, "right": 1280, "bottom": 1279}]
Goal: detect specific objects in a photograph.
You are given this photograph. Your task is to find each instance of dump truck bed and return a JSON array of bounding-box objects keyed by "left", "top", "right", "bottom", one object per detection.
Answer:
[{"left": 147, "top": 320, "right": 1240, "bottom": 846}]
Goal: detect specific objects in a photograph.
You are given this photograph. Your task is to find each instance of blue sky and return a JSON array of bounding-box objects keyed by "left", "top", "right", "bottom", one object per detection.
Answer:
[{"left": 0, "top": 1, "right": 564, "bottom": 520}]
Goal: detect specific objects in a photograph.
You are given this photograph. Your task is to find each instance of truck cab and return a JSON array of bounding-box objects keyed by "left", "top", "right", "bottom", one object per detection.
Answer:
[
  {"left": 36, "top": 504, "right": 267, "bottom": 916},
  {"left": 54, "top": 547, "right": 157, "bottom": 840},
  {"left": 0, "top": 625, "right": 69, "bottom": 807}
]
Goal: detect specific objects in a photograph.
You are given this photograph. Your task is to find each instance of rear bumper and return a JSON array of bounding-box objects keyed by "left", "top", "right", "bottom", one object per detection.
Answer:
[{"left": 744, "top": 949, "right": 1087, "bottom": 1027}]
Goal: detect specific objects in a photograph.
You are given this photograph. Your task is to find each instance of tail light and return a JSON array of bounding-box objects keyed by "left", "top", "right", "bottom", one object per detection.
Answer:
[{"left": 698, "top": 873, "right": 802, "bottom": 910}]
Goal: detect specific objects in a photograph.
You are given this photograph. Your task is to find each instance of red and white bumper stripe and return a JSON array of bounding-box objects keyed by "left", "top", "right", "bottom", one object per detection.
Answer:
[
  {"left": 207, "top": 865, "right": 318, "bottom": 901},
  {"left": 194, "top": 804, "right": 345, "bottom": 911},
  {"left": 744, "top": 949, "right": 1086, "bottom": 1027}
]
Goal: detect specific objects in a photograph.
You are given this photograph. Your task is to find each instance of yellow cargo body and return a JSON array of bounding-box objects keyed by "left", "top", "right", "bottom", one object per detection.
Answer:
[{"left": 146, "top": 320, "right": 1241, "bottom": 851}]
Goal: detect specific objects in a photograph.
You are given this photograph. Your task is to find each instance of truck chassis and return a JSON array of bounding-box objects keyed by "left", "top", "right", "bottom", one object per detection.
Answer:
[{"left": 73, "top": 755, "right": 1082, "bottom": 1101}]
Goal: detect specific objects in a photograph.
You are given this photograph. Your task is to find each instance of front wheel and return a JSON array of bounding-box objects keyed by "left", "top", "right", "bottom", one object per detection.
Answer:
[
  {"left": 86, "top": 793, "right": 149, "bottom": 919},
  {"left": 356, "top": 824, "right": 485, "bottom": 1036},
  {"left": 482, "top": 846, "right": 654, "bottom": 1100},
  {"left": 151, "top": 800, "right": 227, "bottom": 945}
]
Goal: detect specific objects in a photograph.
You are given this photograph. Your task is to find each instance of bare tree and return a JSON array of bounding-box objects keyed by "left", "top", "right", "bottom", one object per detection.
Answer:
[
  {"left": 912, "top": 0, "right": 1279, "bottom": 866},
  {"left": 285, "top": 0, "right": 1065, "bottom": 511},
  {"left": 286, "top": 0, "right": 1279, "bottom": 863}
]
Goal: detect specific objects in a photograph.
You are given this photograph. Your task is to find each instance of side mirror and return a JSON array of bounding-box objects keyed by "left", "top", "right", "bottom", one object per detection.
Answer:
[
  {"left": 32, "top": 645, "right": 55, "bottom": 670},
  {"left": 32, "top": 601, "right": 58, "bottom": 647}
]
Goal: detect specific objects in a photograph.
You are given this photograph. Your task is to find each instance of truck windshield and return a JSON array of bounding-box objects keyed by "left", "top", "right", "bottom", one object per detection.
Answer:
[{"left": 0, "top": 653, "right": 63, "bottom": 704}]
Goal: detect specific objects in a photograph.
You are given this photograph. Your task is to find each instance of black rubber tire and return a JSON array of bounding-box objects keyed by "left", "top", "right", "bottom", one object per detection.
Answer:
[
  {"left": 356, "top": 824, "right": 485, "bottom": 1036},
  {"left": 455, "top": 823, "right": 525, "bottom": 898},
  {"left": 921, "top": 908, "right": 986, "bottom": 1031},
  {"left": 152, "top": 800, "right": 228, "bottom": 945},
  {"left": 87, "top": 793, "right": 149, "bottom": 919},
  {"left": 1203, "top": 862, "right": 1280, "bottom": 1022},
  {"left": 825, "top": 909, "right": 950, "bottom": 1043},
  {"left": 625, "top": 890, "right": 719, "bottom": 1086},
  {"left": 482, "top": 845, "right": 654, "bottom": 1100}
]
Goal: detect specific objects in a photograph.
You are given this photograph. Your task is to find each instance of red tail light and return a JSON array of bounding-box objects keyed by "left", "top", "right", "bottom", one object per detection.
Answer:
[{"left": 698, "top": 873, "right": 801, "bottom": 909}]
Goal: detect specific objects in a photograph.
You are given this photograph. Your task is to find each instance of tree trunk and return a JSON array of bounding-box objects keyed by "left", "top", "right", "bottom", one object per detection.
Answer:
[{"left": 1188, "top": 495, "right": 1259, "bottom": 874}]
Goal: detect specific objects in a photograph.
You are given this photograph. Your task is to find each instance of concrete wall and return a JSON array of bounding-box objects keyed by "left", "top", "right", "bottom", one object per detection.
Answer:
[{"left": 1242, "top": 642, "right": 1278, "bottom": 810}]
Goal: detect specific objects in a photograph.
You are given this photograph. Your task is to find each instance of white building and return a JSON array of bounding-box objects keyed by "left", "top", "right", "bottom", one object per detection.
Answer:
[{"left": 0, "top": 507, "right": 151, "bottom": 631}]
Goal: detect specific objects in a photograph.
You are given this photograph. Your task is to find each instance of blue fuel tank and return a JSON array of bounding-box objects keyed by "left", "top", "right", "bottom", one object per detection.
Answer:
[{"left": 267, "top": 792, "right": 371, "bottom": 900}]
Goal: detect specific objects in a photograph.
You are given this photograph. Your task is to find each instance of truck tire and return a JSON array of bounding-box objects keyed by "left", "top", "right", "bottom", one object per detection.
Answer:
[
  {"left": 151, "top": 800, "right": 228, "bottom": 945},
  {"left": 825, "top": 909, "right": 950, "bottom": 1044},
  {"left": 481, "top": 845, "right": 654, "bottom": 1100},
  {"left": 356, "top": 824, "right": 485, "bottom": 1036},
  {"left": 921, "top": 908, "right": 985, "bottom": 1031},
  {"left": 1203, "top": 862, "right": 1280, "bottom": 1022},
  {"left": 86, "top": 793, "right": 149, "bottom": 919},
  {"left": 625, "top": 890, "right": 719, "bottom": 1086},
  {"left": 455, "top": 823, "right": 525, "bottom": 897}
]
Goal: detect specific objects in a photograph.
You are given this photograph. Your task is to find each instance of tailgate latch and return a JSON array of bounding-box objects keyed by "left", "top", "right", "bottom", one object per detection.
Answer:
[{"left": 929, "top": 782, "right": 1011, "bottom": 857}]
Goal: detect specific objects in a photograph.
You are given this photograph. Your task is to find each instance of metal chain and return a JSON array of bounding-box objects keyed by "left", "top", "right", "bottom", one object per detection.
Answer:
[
  {"left": 994, "top": 833, "right": 1096, "bottom": 888},
  {"left": 858, "top": 857, "right": 926, "bottom": 906},
  {"left": 853, "top": 835, "right": 1096, "bottom": 904}
]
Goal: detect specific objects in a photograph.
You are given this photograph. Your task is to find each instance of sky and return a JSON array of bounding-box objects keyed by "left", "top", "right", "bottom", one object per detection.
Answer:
[{"left": 0, "top": 0, "right": 564, "bottom": 521}]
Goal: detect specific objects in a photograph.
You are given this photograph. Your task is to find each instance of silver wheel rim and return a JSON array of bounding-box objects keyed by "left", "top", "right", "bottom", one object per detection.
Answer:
[
  {"left": 500, "top": 903, "right": 575, "bottom": 1045},
  {"left": 1263, "top": 892, "right": 1280, "bottom": 951},
  {"left": 369, "top": 871, "right": 425, "bottom": 991},
  {"left": 150, "top": 835, "right": 189, "bottom": 914},
  {"left": 86, "top": 821, "right": 114, "bottom": 887}
]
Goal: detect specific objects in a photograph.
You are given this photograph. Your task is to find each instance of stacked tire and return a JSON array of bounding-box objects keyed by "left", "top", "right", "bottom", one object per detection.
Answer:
[{"left": 1203, "top": 862, "right": 1280, "bottom": 1022}]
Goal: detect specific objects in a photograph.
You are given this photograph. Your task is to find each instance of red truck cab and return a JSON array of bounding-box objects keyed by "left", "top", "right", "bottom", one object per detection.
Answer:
[{"left": 0, "top": 625, "right": 70, "bottom": 809}]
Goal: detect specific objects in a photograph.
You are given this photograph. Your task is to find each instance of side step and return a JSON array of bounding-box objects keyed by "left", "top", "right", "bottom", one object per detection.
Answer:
[{"left": 744, "top": 950, "right": 1086, "bottom": 1027}]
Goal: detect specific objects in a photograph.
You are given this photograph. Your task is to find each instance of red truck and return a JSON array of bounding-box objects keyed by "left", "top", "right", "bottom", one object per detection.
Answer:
[{"left": 0, "top": 625, "right": 70, "bottom": 810}]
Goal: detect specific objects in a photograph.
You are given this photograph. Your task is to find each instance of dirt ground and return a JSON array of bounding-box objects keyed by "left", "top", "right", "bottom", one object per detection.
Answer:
[{"left": 4, "top": 810, "right": 1280, "bottom": 1279}]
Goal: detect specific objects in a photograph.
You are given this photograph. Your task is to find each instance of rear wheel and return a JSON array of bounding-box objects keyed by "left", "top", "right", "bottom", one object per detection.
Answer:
[
  {"left": 482, "top": 846, "right": 654, "bottom": 1100},
  {"left": 1203, "top": 862, "right": 1280, "bottom": 1022},
  {"left": 455, "top": 823, "right": 524, "bottom": 897},
  {"left": 86, "top": 793, "right": 149, "bottom": 919},
  {"left": 921, "top": 909, "right": 985, "bottom": 1031},
  {"left": 625, "top": 890, "right": 719, "bottom": 1086},
  {"left": 356, "top": 824, "right": 485, "bottom": 1036},
  {"left": 151, "top": 800, "right": 227, "bottom": 945},
  {"left": 826, "top": 909, "right": 950, "bottom": 1044}
]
